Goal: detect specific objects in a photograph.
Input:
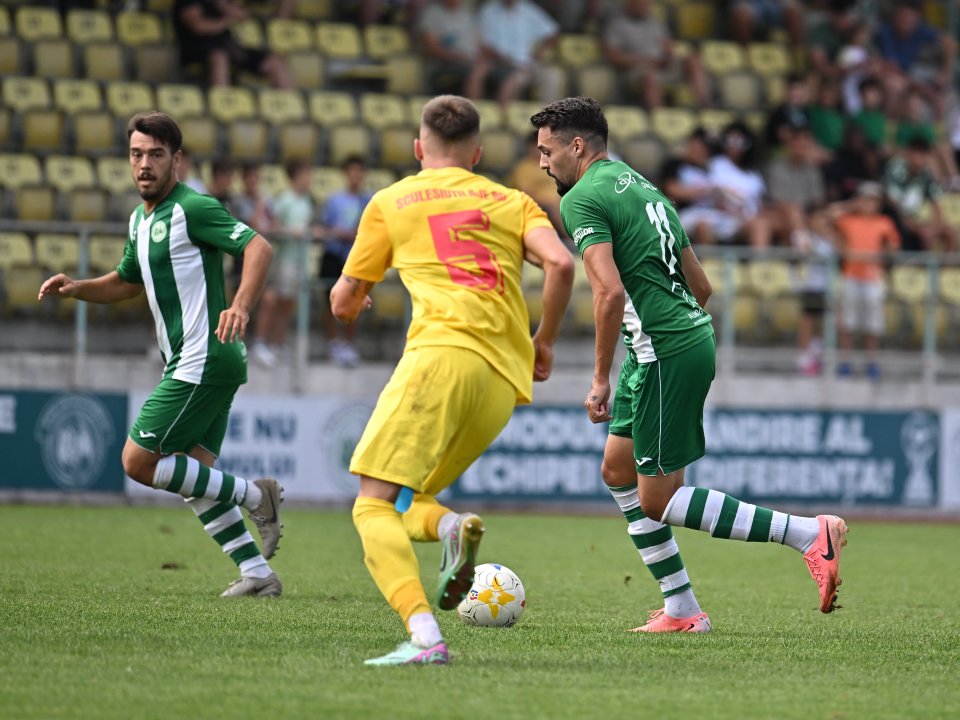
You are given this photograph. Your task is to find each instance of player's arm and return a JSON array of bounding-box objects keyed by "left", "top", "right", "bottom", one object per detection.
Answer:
[
  {"left": 330, "top": 275, "right": 375, "bottom": 323},
  {"left": 680, "top": 245, "right": 712, "bottom": 309},
  {"left": 38, "top": 271, "right": 142, "bottom": 304},
  {"left": 582, "top": 242, "right": 624, "bottom": 424},
  {"left": 219, "top": 233, "right": 272, "bottom": 343},
  {"left": 523, "top": 225, "right": 575, "bottom": 381},
  {"left": 330, "top": 199, "right": 389, "bottom": 323}
]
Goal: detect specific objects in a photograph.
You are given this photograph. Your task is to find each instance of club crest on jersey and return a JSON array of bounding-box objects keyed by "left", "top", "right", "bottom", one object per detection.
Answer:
[
  {"left": 615, "top": 172, "right": 636, "bottom": 194},
  {"left": 150, "top": 222, "right": 167, "bottom": 243}
]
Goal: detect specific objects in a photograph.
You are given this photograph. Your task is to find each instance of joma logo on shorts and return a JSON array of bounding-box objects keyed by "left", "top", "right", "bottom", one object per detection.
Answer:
[{"left": 573, "top": 227, "right": 594, "bottom": 245}]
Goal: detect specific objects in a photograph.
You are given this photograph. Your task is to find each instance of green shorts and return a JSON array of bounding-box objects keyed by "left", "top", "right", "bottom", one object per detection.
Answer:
[
  {"left": 129, "top": 377, "right": 238, "bottom": 457},
  {"left": 609, "top": 336, "right": 716, "bottom": 476}
]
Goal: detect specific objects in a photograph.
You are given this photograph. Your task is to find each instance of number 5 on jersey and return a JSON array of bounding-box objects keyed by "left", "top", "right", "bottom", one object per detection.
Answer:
[{"left": 428, "top": 209, "right": 504, "bottom": 293}]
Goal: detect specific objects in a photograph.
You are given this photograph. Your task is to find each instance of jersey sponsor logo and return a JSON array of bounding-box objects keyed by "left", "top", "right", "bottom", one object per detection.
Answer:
[
  {"left": 572, "top": 226, "right": 595, "bottom": 246},
  {"left": 230, "top": 222, "right": 250, "bottom": 240},
  {"left": 615, "top": 172, "right": 637, "bottom": 194},
  {"left": 150, "top": 221, "right": 167, "bottom": 243},
  {"left": 138, "top": 430, "right": 157, "bottom": 439}
]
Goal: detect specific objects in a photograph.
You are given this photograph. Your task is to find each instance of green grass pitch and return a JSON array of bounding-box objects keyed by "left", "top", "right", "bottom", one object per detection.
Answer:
[{"left": 1, "top": 505, "right": 958, "bottom": 719}]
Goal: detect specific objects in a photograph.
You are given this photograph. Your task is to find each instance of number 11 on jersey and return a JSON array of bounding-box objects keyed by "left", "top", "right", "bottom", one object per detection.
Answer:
[{"left": 645, "top": 201, "right": 679, "bottom": 275}]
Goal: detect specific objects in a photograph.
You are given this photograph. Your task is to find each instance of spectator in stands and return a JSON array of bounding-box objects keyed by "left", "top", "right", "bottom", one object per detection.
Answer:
[
  {"left": 178, "top": 146, "right": 207, "bottom": 194},
  {"left": 765, "top": 73, "right": 811, "bottom": 154},
  {"left": 535, "top": 0, "right": 605, "bottom": 33},
  {"left": 478, "top": 0, "right": 563, "bottom": 106},
  {"left": 251, "top": 160, "right": 314, "bottom": 368},
  {"left": 319, "top": 156, "right": 372, "bottom": 368},
  {"left": 829, "top": 182, "right": 900, "bottom": 380},
  {"left": 874, "top": 0, "right": 955, "bottom": 121},
  {"left": 601, "top": 0, "right": 711, "bottom": 110},
  {"left": 418, "top": 0, "right": 490, "bottom": 98},
  {"left": 794, "top": 210, "right": 836, "bottom": 376},
  {"left": 355, "top": 0, "right": 426, "bottom": 32},
  {"left": 807, "top": 78, "right": 846, "bottom": 153},
  {"left": 850, "top": 77, "right": 887, "bottom": 151},
  {"left": 508, "top": 131, "right": 568, "bottom": 241},
  {"left": 661, "top": 127, "right": 719, "bottom": 246},
  {"left": 207, "top": 158, "right": 240, "bottom": 292},
  {"left": 233, "top": 163, "right": 274, "bottom": 238},
  {"left": 883, "top": 137, "right": 957, "bottom": 251},
  {"left": 174, "top": 0, "right": 292, "bottom": 88},
  {"left": 894, "top": 89, "right": 960, "bottom": 184},
  {"left": 807, "top": 0, "right": 860, "bottom": 82},
  {"left": 836, "top": 22, "right": 876, "bottom": 115},
  {"left": 766, "top": 123, "right": 826, "bottom": 246},
  {"left": 824, "top": 124, "right": 880, "bottom": 201},
  {"left": 730, "top": 0, "right": 804, "bottom": 48}
]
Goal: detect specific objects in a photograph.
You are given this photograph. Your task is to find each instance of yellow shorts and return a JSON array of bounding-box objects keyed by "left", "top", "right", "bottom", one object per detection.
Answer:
[{"left": 350, "top": 346, "right": 517, "bottom": 496}]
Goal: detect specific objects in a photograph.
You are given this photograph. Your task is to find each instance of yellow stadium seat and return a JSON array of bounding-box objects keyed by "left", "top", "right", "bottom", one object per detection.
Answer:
[
  {"left": 16, "top": 186, "right": 56, "bottom": 221},
  {"left": 940, "top": 267, "right": 960, "bottom": 305},
  {"left": 133, "top": 45, "right": 176, "bottom": 84},
  {"left": 747, "top": 42, "right": 791, "bottom": 76},
  {"left": 0, "top": 108, "right": 9, "bottom": 148},
  {"left": 571, "top": 289, "right": 595, "bottom": 331},
  {"left": 651, "top": 107, "right": 696, "bottom": 145},
  {"left": 406, "top": 95, "right": 431, "bottom": 125},
  {"left": 267, "top": 18, "right": 313, "bottom": 53},
  {"left": 765, "top": 75, "right": 786, "bottom": 106},
  {"left": 746, "top": 260, "right": 793, "bottom": 297},
  {"left": 0, "top": 36, "right": 20, "bottom": 76},
  {"left": 277, "top": 122, "right": 319, "bottom": 162},
  {"left": 557, "top": 34, "right": 600, "bottom": 69},
  {"left": 316, "top": 23, "right": 362, "bottom": 59},
  {"left": 156, "top": 83, "right": 205, "bottom": 119},
  {"left": 22, "top": 110, "right": 64, "bottom": 152},
  {"left": 363, "top": 24, "right": 408, "bottom": 60},
  {"left": 116, "top": 12, "right": 163, "bottom": 45},
  {"left": 937, "top": 192, "right": 960, "bottom": 226},
  {"left": 2, "top": 267, "right": 46, "bottom": 318},
  {"left": 891, "top": 265, "right": 929, "bottom": 303},
  {"left": 110, "top": 190, "right": 143, "bottom": 221},
  {"left": 36, "top": 234, "right": 79, "bottom": 270},
  {"left": 96, "top": 157, "right": 131, "bottom": 194},
  {"left": 733, "top": 295, "right": 760, "bottom": 334},
  {"left": 604, "top": 106, "right": 649, "bottom": 143},
  {"left": 472, "top": 99, "right": 504, "bottom": 130},
  {"left": 3, "top": 77, "right": 50, "bottom": 112},
  {"left": 700, "top": 257, "right": 745, "bottom": 297},
  {"left": 698, "top": 109, "right": 735, "bottom": 135},
  {"left": 0, "top": 154, "right": 42, "bottom": 189},
  {"left": 380, "top": 127, "right": 415, "bottom": 170},
  {"left": 505, "top": 101, "right": 544, "bottom": 135},
  {"left": 227, "top": 120, "right": 268, "bottom": 160},
  {"left": 75, "top": 112, "right": 116, "bottom": 154},
  {"left": 54, "top": 79, "right": 102, "bottom": 114},
  {"left": 89, "top": 235, "right": 125, "bottom": 273},
  {"left": 575, "top": 65, "right": 616, "bottom": 105},
  {"left": 106, "top": 82, "right": 154, "bottom": 119},
  {"left": 258, "top": 164, "right": 288, "bottom": 197},
  {"left": 701, "top": 41, "right": 745, "bottom": 75},
  {"left": 0, "top": 232, "right": 33, "bottom": 269},
  {"left": 66, "top": 9, "right": 113, "bottom": 44},
  {"left": 83, "top": 43, "right": 125, "bottom": 81},
  {"left": 233, "top": 19, "right": 264, "bottom": 49},
  {"left": 288, "top": 52, "right": 325, "bottom": 89},
  {"left": 208, "top": 86, "right": 257, "bottom": 121},
  {"left": 385, "top": 55, "right": 424, "bottom": 95},
  {"left": 328, "top": 126, "right": 372, "bottom": 166},
  {"left": 476, "top": 129, "right": 518, "bottom": 175},
  {"left": 45, "top": 156, "right": 96, "bottom": 193},
  {"left": 309, "top": 91, "right": 357, "bottom": 127},
  {"left": 259, "top": 88, "right": 307, "bottom": 124},
  {"left": 719, "top": 70, "right": 762, "bottom": 111},
  {"left": 524, "top": 286, "right": 544, "bottom": 324},
  {"left": 0, "top": 7, "right": 8, "bottom": 36},
  {"left": 33, "top": 39, "right": 75, "bottom": 78},
  {"left": 364, "top": 168, "right": 396, "bottom": 194},
  {"left": 179, "top": 116, "right": 218, "bottom": 157},
  {"left": 622, "top": 136, "right": 666, "bottom": 177},
  {"left": 360, "top": 93, "right": 409, "bottom": 130},
  {"left": 675, "top": 2, "right": 714, "bottom": 41},
  {"left": 310, "top": 166, "right": 347, "bottom": 204},
  {"left": 16, "top": 7, "right": 62, "bottom": 42},
  {"left": 66, "top": 188, "right": 108, "bottom": 223}
]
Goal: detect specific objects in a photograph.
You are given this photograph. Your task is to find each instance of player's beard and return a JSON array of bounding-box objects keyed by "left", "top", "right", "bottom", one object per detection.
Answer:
[
  {"left": 547, "top": 170, "right": 574, "bottom": 197},
  {"left": 137, "top": 168, "right": 172, "bottom": 201}
]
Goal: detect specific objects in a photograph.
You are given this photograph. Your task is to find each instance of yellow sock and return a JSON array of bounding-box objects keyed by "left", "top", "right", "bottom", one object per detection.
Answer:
[
  {"left": 352, "top": 496, "right": 431, "bottom": 624},
  {"left": 402, "top": 493, "right": 451, "bottom": 542}
]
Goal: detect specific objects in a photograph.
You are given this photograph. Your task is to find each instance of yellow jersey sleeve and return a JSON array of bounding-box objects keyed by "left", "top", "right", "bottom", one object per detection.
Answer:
[
  {"left": 520, "top": 191, "right": 554, "bottom": 237},
  {"left": 343, "top": 198, "right": 392, "bottom": 282}
]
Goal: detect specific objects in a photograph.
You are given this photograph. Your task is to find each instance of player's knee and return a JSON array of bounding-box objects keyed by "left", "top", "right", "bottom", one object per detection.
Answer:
[
  {"left": 639, "top": 496, "right": 668, "bottom": 523},
  {"left": 601, "top": 458, "right": 632, "bottom": 488},
  {"left": 121, "top": 445, "right": 154, "bottom": 486}
]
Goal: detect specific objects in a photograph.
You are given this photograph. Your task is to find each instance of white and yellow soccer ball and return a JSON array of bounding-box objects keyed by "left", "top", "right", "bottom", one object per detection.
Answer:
[{"left": 457, "top": 563, "right": 526, "bottom": 627}]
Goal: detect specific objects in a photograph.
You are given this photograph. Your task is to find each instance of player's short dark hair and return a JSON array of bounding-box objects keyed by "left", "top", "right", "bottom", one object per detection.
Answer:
[
  {"left": 211, "top": 158, "right": 235, "bottom": 177},
  {"left": 241, "top": 161, "right": 261, "bottom": 175},
  {"left": 529, "top": 96, "right": 608, "bottom": 148},
  {"left": 420, "top": 95, "right": 480, "bottom": 143},
  {"left": 127, "top": 111, "right": 182, "bottom": 154},
  {"left": 285, "top": 158, "right": 312, "bottom": 180},
  {"left": 341, "top": 154, "right": 367, "bottom": 170}
]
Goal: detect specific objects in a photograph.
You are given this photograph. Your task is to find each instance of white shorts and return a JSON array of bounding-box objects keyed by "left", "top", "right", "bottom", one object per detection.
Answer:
[{"left": 841, "top": 277, "right": 885, "bottom": 335}]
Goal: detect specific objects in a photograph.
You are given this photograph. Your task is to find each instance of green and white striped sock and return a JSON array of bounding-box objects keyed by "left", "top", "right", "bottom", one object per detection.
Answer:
[
  {"left": 662, "top": 487, "right": 820, "bottom": 553},
  {"left": 184, "top": 497, "right": 272, "bottom": 579},
  {"left": 153, "top": 455, "right": 262, "bottom": 510},
  {"left": 608, "top": 483, "right": 702, "bottom": 618}
]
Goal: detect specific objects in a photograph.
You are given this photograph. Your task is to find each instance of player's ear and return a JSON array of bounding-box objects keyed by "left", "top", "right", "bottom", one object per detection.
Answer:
[
  {"left": 413, "top": 137, "right": 424, "bottom": 162},
  {"left": 471, "top": 144, "right": 483, "bottom": 168}
]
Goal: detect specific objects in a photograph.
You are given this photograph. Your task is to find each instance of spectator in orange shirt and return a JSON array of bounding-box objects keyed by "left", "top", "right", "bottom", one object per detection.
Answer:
[{"left": 828, "top": 181, "right": 900, "bottom": 380}]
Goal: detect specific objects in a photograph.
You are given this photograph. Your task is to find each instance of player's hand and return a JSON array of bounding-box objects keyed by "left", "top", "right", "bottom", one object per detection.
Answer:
[
  {"left": 38, "top": 273, "right": 77, "bottom": 301},
  {"left": 532, "top": 338, "right": 553, "bottom": 382},
  {"left": 584, "top": 378, "right": 612, "bottom": 424},
  {"left": 216, "top": 306, "right": 249, "bottom": 343}
]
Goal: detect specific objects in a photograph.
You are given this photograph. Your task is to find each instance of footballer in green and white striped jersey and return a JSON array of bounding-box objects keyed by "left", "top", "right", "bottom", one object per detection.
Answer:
[{"left": 117, "top": 182, "right": 257, "bottom": 386}]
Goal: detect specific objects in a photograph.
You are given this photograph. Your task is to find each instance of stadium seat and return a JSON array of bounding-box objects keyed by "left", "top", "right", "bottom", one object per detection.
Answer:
[
  {"left": 747, "top": 42, "right": 791, "bottom": 76},
  {"left": 385, "top": 55, "right": 424, "bottom": 95},
  {"left": 66, "top": 188, "right": 108, "bottom": 223},
  {"left": 227, "top": 120, "right": 268, "bottom": 160},
  {"left": 0, "top": 154, "right": 42, "bottom": 189},
  {"left": 364, "top": 168, "right": 396, "bottom": 194},
  {"left": 267, "top": 18, "right": 313, "bottom": 53},
  {"left": 622, "top": 136, "right": 666, "bottom": 177},
  {"left": 698, "top": 109, "right": 736, "bottom": 135},
  {"left": 719, "top": 71, "right": 763, "bottom": 111},
  {"left": 16, "top": 7, "right": 62, "bottom": 42},
  {"left": 208, "top": 86, "right": 258, "bottom": 121},
  {"left": 258, "top": 164, "right": 289, "bottom": 197},
  {"left": 3, "top": 77, "right": 50, "bottom": 112},
  {"left": 288, "top": 52, "right": 325, "bottom": 89},
  {"left": 746, "top": 260, "right": 792, "bottom": 297},
  {"left": 105, "top": 82, "right": 154, "bottom": 123},
  {"left": 0, "top": 232, "right": 33, "bottom": 269},
  {"left": 0, "top": 7, "right": 8, "bottom": 36},
  {"left": 15, "top": 186, "right": 56, "bottom": 221},
  {"left": 32, "top": 39, "right": 75, "bottom": 78},
  {"left": 179, "top": 116, "right": 219, "bottom": 157},
  {"left": 95, "top": 157, "right": 130, "bottom": 195},
  {"left": 66, "top": 9, "right": 113, "bottom": 44},
  {"left": 45, "top": 156, "right": 96, "bottom": 193},
  {"left": 54, "top": 79, "right": 102, "bottom": 115},
  {"left": 651, "top": 107, "right": 697, "bottom": 146},
  {"left": 940, "top": 267, "right": 960, "bottom": 305},
  {"left": 701, "top": 41, "right": 745, "bottom": 75},
  {"left": 74, "top": 112, "right": 116, "bottom": 154},
  {"left": 360, "top": 93, "right": 409, "bottom": 130},
  {"left": 22, "top": 110, "right": 64, "bottom": 153},
  {"left": 0, "top": 108, "right": 9, "bottom": 149},
  {"left": 89, "top": 235, "right": 125, "bottom": 274},
  {"left": 700, "top": 257, "right": 745, "bottom": 297},
  {"left": 316, "top": 23, "right": 363, "bottom": 60},
  {"left": 380, "top": 127, "right": 416, "bottom": 170},
  {"left": 133, "top": 45, "right": 177, "bottom": 84},
  {"left": 115, "top": 12, "right": 163, "bottom": 46},
  {"left": 574, "top": 65, "right": 616, "bottom": 105},
  {"left": 0, "top": 36, "right": 20, "bottom": 76},
  {"left": 328, "top": 126, "right": 372, "bottom": 166},
  {"left": 232, "top": 19, "right": 264, "bottom": 49},
  {"left": 675, "top": 2, "right": 714, "bottom": 41},
  {"left": 364, "top": 24, "right": 408, "bottom": 61},
  {"left": 309, "top": 91, "right": 357, "bottom": 127},
  {"left": 310, "top": 166, "right": 346, "bottom": 203},
  {"left": 110, "top": 190, "right": 143, "bottom": 222},
  {"left": 557, "top": 34, "right": 600, "bottom": 69},
  {"left": 891, "top": 265, "right": 929, "bottom": 303},
  {"left": 156, "top": 83, "right": 205, "bottom": 119},
  {"left": 505, "top": 101, "right": 544, "bottom": 135},
  {"left": 604, "top": 106, "right": 649, "bottom": 144},
  {"left": 765, "top": 75, "right": 786, "bottom": 106},
  {"left": 2, "top": 266, "right": 46, "bottom": 318},
  {"left": 277, "top": 122, "right": 319, "bottom": 162},
  {"left": 476, "top": 129, "right": 518, "bottom": 175},
  {"left": 83, "top": 43, "right": 125, "bottom": 81},
  {"left": 472, "top": 99, "right": 504, "bottom": 130},
  {"left": 937, "top": 192, "right": 960, "bottom": 226},
  {"left": 36, "top": 233, "right": 79, "bottom": 270},
  {"left": 733, "top": 295, "right": 760, "bottom": 334},
  {"left": 259, "top": 88, "right": 307, "bottom": 125}
]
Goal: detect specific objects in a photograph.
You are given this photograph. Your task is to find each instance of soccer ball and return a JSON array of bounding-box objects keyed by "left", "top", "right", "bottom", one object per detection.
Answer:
[{"left": 457, "top": 563, "right": 526, "bottom": 627}]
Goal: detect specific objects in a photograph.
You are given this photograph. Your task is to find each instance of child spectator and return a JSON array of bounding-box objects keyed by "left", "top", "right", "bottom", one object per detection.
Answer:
[
  {"left": 794, "top": 210, "right": 836, "bottom": 376},
  {"left": 807, "top": 79, "right": 846, "bottom": 153},
  {"left": 850, "top": 77, "right": 887, "bottom": 151},
  {"left": 765, "top": 73, "right": 811, "bottom": 153}
]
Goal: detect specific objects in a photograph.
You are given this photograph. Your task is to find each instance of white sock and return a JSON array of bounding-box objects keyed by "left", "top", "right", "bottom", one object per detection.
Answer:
[
  {"left": 152, "top": 455, "right": 261, "bottom": 509},
  {"left": 782, "top": 515, "right": 821, "bottom": 553},
  {"left": 666, "top": 588, "right": 702, "bottom": 619},
  {"left": 240, "top": 557, "right": 273, "bottom": 578},
  {"left": 407, "top": 612, "right": 443, "bottom": 646},
  {"left": 437, "top": 512, "right": 459, "bottom": 541}
]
